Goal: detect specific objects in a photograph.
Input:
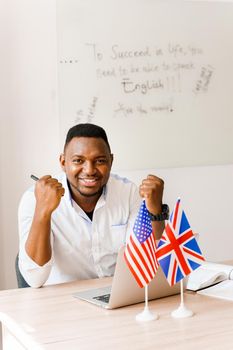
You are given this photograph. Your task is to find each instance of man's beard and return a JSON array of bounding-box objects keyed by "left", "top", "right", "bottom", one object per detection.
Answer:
[
  {"left": 77, "top": 187, "right": 103, "bottom": 198},
  {"left": 67, "top": 179, "right": 104, "bottom": 199}
]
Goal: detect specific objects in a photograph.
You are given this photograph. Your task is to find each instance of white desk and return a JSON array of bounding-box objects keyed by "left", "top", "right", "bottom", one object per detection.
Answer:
[{"left": 0, "top": 277, "right": 233, "bottom": 349}]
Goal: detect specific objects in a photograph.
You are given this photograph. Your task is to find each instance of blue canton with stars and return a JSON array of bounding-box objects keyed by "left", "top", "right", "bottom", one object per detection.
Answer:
[{"left": 133, "top": 201, "right": 152, "bottom": 243}]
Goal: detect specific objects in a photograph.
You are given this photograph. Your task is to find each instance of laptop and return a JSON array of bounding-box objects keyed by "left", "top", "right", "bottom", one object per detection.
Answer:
[{"left": 73, "top": 246, "right": 182, "bottom": 309}]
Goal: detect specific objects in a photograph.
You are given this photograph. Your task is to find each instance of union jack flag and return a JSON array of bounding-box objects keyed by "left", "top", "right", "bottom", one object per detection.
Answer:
[
  {"left": 156, "top": 198, "right": 205, "bottom": 286},
  {"left": 124, "top": 201, "right": 158, "bottom": 288}
]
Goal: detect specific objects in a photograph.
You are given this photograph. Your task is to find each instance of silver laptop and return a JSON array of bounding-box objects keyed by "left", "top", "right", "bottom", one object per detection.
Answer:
[{"left": 73, "top": 246, "right": 182, "bottom": 309}]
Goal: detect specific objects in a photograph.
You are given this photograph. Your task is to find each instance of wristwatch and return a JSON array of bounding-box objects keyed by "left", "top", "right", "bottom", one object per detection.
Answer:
[{"left": 148, "top": 204, "right": 169, "bottom": 221}]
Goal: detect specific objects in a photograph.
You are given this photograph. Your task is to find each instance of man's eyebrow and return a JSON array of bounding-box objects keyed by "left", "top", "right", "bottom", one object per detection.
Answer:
[
  {"left": 95, "top": 155, "right": 108, "bottom": 158},
  {"left": 70, "top": 154, "right": 108, "bottom": 158}
]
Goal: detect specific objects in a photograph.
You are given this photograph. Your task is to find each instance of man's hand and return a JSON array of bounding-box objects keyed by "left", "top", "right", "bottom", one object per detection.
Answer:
[
  {"left": 25, "top": 176, "right": 65, "bottom": 266},
  {"left": 139, "top": 174, "right": 164, "bottom": 215},
  {"left": 34, "top": 175, "right": 65, "bottom": 216}
]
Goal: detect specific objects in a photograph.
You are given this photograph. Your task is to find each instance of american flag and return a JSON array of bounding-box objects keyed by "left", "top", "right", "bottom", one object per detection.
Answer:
[
  {"left": 124, "top": 201, "right": 158, "bottom": 288},
  {"left": 156, "top": 198, "right": 205, "bottom": 286}
]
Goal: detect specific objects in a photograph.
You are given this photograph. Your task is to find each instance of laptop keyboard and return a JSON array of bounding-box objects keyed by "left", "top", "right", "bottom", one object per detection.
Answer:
[{"left": 93, "top": 293, "right": 110, "bottom": 303}]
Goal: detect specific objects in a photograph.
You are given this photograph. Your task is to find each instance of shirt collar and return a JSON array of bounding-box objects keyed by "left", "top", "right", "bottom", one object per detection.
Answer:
[{"left": 61, "top": 173, "right": 73, "bottom": 206}]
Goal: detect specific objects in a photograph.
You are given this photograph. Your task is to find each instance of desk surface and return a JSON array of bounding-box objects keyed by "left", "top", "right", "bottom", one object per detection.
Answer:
[{"left": 0, "top": 277, "right": 233, "bottom": 350}]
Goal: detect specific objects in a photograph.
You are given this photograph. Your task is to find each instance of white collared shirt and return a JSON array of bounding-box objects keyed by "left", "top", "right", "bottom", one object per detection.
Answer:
[{"left": 18, "top": 173, "right": 141, "bottom": 287}]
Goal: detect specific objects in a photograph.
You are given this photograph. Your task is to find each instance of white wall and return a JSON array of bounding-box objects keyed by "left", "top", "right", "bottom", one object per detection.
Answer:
[
  {"left": 0, "top": 0, "right": 232, "bottom": 290},
  {"left": 0, "top": 0, "right": 59, "bottom": 289}
]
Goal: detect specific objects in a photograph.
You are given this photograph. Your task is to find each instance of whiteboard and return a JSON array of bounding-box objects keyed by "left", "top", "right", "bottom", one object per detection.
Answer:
[{"left": 57, "top": 0, "right": 233, "bottom": 170}]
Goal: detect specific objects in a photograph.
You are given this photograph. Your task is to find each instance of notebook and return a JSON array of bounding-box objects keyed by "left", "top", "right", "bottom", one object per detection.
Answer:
[
  {"left": 197, "top": 280, "right": 233, "bottom": 301},
  {"left": 73, "top": 246, "right": 182, "bottom": 309}
]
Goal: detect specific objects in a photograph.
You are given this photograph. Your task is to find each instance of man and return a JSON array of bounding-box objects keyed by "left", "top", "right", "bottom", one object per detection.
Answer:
[{"left": 18, "top": 123, "right": 168, "bottom": 287}]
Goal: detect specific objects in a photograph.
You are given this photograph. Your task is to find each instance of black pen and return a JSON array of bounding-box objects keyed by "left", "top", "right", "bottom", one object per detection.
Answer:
[{"left": 30, "top": 174, "right": 39, "bottom": 181}]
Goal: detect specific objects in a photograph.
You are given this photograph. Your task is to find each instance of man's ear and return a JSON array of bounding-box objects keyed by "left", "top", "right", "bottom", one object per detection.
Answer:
[{"left": 59, "top": 153, "right": 65, "bottom": 171}]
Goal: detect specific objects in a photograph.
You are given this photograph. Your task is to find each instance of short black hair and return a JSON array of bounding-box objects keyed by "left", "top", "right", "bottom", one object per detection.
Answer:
[{"left": 64, "top": 123, "right": 111, "bottom": 152}]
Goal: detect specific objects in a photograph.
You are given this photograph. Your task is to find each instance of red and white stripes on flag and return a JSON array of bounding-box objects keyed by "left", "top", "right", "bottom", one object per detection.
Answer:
[{"left": 124, "top": 201, "right": 159, "bottom": 288}]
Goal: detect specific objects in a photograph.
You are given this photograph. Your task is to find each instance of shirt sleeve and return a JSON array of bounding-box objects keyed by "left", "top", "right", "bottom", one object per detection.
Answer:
[
  {"left": 125, "top": 183, "right": 142, "bottom": 242},
  {"left": 18, "top": 188, "right": 54, "bottom": 288}
]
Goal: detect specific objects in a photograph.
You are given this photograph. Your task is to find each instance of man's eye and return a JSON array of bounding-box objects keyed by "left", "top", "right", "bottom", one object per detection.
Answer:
[
  {"left": 73, "top": 159, "right": 83, "bottom": 164},
  {"left": 96, "top": 159, "right": 107, "bottom": 164}
]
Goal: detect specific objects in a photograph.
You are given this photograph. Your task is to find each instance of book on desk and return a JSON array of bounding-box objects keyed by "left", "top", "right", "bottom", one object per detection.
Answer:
[{"left": 187, "top": 261, "right": 233, "bottom": 301}]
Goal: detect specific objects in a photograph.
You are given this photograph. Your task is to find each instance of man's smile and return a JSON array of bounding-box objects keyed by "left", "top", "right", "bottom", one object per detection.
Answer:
[{"left": 78, "top": 178, "right": 100, "bottom": 187}]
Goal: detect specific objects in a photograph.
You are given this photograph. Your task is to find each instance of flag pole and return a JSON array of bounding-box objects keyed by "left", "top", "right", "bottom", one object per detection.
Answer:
[
  {"left": 171, "top": 279, "right": 193, "bottom": 318},
  {"left": 135, "top": 284, "right": 158, "bottom": 322}
]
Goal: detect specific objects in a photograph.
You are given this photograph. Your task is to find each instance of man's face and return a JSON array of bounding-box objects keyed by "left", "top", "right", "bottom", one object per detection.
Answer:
[{"left": 60, "top": 137, "right": 113, "bottom": 200}]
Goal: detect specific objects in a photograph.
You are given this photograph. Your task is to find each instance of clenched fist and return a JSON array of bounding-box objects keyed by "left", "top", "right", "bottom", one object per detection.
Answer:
[
  {"left": 34, "top": 175, "right": 65, "bottom": 215},
  {"left": 139, "top": 174, "right": 164, "bottom": 215}
]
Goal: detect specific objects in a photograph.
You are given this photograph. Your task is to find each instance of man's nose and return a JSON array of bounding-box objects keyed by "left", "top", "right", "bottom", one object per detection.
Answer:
[{"left": 83, "top": 161, "right": 96, "bottom": 174}]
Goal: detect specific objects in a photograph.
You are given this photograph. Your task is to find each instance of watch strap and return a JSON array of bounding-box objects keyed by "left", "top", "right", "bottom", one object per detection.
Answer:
[{"left": 148, "top": 204, "right": 169, "bottom": 221}]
